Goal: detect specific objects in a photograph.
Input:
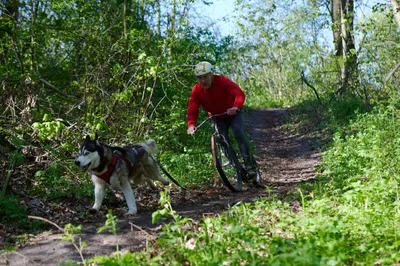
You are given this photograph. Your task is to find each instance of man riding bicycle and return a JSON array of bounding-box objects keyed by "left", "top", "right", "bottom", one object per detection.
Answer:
[{"left": 186, "top": 61, "right": 257, "bottom": 181}]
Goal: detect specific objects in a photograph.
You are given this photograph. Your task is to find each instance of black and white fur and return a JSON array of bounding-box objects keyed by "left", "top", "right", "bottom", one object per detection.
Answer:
[{"left": 75, "top": 135, "right": 169, "bottom": 215}]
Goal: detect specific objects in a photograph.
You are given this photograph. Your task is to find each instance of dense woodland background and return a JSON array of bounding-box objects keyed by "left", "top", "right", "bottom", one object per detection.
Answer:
[{"left": 2, "top": 0, "right": 400, "bottom": 264}]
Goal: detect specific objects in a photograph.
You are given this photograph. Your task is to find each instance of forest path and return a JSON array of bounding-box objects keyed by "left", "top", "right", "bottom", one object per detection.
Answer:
[{"left": 1, "top": 108, "right": 322, "bottom": 266}]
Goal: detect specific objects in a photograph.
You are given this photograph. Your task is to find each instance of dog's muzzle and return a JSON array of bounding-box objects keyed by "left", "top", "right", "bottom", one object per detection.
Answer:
[{"left": 75, "top": 160, "right": 91, "bottom": 172}]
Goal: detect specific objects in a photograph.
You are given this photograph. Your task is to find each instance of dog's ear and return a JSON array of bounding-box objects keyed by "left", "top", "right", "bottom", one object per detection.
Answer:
[
  {"left": 85, "top": 135, "right": 91, "bottom": 141},
  {"left": 94, "top": 133, "right": 101, "bottom": 146}
]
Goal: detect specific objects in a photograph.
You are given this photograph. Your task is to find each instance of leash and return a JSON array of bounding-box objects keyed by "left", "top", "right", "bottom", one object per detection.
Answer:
[
  {"left": 151, "top": 156, "right": 186, "bottom": 190},
  {"left": 151, "top": 155, "right": 221, "bottom": 195},
  {"left": 151, "top": 154, "right": 221, "bottom": 194}
]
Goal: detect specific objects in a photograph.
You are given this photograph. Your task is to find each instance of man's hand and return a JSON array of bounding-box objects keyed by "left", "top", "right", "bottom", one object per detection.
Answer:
[
  {"left": 187, "top": 126, "right": 196, "bottom": 136},
  {"left": 227, "top": 107, "right": 239, "bottom": 116}
]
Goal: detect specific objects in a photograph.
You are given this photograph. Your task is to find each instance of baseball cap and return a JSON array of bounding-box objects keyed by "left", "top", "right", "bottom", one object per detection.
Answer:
[{"left": 194, "top": 61, "right": 213, "bottom": 76}]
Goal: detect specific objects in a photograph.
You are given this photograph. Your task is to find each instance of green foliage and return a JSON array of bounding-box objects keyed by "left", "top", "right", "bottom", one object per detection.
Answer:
[
  {"left": 92, "top": 252, "right": 151, "bottom": 266},
  {"left": 2, "top": 149, "right": 23, "bottom": 197},
  {"left": 97, "top": 211, "right": 120, "bottom": 262},
  {"left": 33, "top": 162, "right": 90, "bottom": 198},
  {"left": 151, "top": 109, "right": 218, "bottom": 187},
  {"left": 152, "top": 189, "right": 192, "bottom": 227},
  {"left": 0, "top": 196, "right": 44, "bottom": 236},
  {"left": 320, "top": 104, "right": 400, "bottom": 189},
  {"left": 32, "top": 120, "right": 65, "bottom": 141},
  {"left": 228, "top": 0, "right": 339, "bottom": 107},
  {"left": 324, "top": 96, "right": 369, "bottom": 129},
  {"left": 356, "top": 4, "right": 400, "bottom": 100},
  {"left": 0, "top": 196, "right": 27, "bottom": 226},
  {"left": 61, "top": 224, "right": 88, "bottom": 266},
  {"left": 30, "top": 144, "right": 93, "bottom": 199},
  {"left": 308, "top": 103, "right": 400, "bottom": 264}
]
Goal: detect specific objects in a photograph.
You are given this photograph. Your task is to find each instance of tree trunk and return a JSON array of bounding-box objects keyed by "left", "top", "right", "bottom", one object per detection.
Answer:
[
  {"left": 330, "top": 0, "right": 357, "bottom": 94},
  {"left": 123, "top": 0, "right": 130, "bottom": 69},
  {"left": 170, "top": 0, "right": 176, "bottom": 37},
  {"left": 29, "top": 0, "right": 39, "bottom": 72},
  {"left": 124, "top": 0, "right": 128, "bottom": 39},
  {"left": 74, "top": 0, "right": 82, "bottom": 79},
  {"left": 390, "top": 0, "right": 400, "bottom": 27},
  {"left": 332, "top": 0, "right": 342, "bottom": 56}
]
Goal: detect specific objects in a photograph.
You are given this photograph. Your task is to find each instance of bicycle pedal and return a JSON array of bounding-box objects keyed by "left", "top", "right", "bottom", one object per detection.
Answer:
[{"left": 240, "top": 170, "right": 251, "bottom": 183}]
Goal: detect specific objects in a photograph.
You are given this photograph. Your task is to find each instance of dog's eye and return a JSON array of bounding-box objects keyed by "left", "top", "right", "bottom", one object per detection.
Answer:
[{"left": 84, "top": 151, "right": 90, "bottom": 156}]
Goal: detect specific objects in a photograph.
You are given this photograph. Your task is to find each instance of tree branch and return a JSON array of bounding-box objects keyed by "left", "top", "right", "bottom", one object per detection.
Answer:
[
  {"left": 301, "top": 71, "right": 321, "bottom": 103},
  {"left": 39, "top": 78, "right": 75, "bottom": 98},
  {"left": 384, "top": 61, "right": 400, "bottom": 83},
  {"left": 28, "top": 215, "right": 64, "bottom": 232}
]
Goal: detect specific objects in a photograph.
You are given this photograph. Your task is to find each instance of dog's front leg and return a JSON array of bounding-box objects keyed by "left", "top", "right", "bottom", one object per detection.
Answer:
[
  {"left": 120, "top": 181, "right": 137, "bottom": 215},
  {"left": 92, "top": 176, "right": 106, "bottom": 211}
]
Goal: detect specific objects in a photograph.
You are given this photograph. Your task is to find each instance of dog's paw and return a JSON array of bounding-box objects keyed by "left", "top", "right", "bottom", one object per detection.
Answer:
[{"left": 124, "top": 211, "right": 138, "bottom": 217}]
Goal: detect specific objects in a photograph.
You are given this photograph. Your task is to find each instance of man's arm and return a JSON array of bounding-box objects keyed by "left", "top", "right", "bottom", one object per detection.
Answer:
[
  {"left": 187, "top": 85, "right": 201, "bottom": 128},
  {"left": 222, "top": 75, "right": 245, "bottom": 109}
]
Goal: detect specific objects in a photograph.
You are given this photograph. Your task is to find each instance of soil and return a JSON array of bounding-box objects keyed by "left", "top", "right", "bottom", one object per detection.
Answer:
[{"left": 0, "top": 108, "right": 323, "bottom": 266}]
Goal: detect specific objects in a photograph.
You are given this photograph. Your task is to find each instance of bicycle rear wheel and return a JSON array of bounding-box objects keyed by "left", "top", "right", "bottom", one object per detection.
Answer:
[{"left": 211, "top": 135, "right": 243, "bottom": 192}]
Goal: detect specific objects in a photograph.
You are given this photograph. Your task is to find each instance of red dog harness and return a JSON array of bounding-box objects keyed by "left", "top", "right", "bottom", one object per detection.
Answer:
[{"left": 95, "top": 146, "right": 145, "bottom": 184}]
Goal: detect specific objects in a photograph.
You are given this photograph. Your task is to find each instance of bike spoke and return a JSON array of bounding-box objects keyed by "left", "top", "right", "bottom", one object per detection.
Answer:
[{"left": 213, "top": 140, "right": 242, "bottom": 192}]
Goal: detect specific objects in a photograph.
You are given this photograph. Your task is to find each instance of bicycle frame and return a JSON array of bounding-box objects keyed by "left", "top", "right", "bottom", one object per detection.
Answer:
[
  {"left": 195, "top": 112, "right": 244, "bottom": 192},
  {"left": 195, "top": 112, "right": 228, "bottom": 132},
  {"left": 195, "top": 112, "right": 232, "bottom": 157},
  {"left": 194, "top": 112, "right": 263, "bottom": 190}
]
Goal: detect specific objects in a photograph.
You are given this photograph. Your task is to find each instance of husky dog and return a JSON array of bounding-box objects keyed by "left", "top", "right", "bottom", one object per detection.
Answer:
[{"left": 75, "top": 135, "right": 169, "bottom": 215}]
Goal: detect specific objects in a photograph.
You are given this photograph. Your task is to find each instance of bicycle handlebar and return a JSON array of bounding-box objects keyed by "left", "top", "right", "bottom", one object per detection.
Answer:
[
  {"left": 195, "top": 112, "right": 228, "bottom": 131},
  {"left": 196, "top": 108, "right": 241, "bottom": 130}
]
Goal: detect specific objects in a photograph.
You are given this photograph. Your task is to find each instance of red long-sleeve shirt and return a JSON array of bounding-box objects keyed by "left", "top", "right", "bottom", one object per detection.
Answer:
[{"left": 187, "top": 74, "right": 246, "bottom": 127}]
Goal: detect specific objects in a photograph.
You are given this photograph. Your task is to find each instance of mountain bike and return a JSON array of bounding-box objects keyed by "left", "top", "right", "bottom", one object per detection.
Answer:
[{"left": 195, "top": 112, "right": 262, "bottom": 192}]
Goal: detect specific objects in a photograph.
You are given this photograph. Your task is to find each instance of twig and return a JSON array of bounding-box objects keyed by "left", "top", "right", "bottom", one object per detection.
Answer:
[
  {"left": 384, "top": 61, "right": 400, "bottom": 83},
  {"left": 1, "top": 154, "right": 17, "bottom": 197},
  {"left": 129, "top": 222, "right": 150, "bottom": 236},
  {"left": 28, "top": 216, "right": 88, "bottom": 265},
  {"left": 300, "top": 71, "right": 321, "bottom": 103},
  {"left": 39, "top": 78, "right": 75, "bottom": 98},
  {"left": 28, "top": 215, "right": 64, "bottom": 232}
]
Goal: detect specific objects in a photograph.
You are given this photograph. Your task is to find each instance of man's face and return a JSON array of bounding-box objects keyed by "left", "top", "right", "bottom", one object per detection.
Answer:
[{"left": 197, "top": 73, "right": 213, "bottom": 89}]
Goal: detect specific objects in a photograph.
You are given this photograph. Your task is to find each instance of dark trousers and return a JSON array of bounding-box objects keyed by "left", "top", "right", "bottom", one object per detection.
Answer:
[{"left": 215, "top": 111, "right": 252, "bottom": 166}]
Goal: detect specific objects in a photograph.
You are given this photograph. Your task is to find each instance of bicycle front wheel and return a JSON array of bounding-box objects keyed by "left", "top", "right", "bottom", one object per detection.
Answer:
[{"left": 211, "top": 135, "right": 243, "bottom": 192}]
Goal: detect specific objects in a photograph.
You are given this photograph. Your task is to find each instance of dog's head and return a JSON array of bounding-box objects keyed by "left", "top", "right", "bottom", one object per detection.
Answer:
[{"left": 75, "top": 134, "right": 103, "bottom": 172}]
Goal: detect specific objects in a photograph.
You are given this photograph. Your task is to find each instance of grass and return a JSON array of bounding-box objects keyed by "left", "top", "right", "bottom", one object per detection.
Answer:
[{"left": 91, "top": 97, "right": 400, "bottom": 265}]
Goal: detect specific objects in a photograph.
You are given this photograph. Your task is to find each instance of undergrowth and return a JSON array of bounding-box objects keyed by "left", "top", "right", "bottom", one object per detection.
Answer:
[
  {"left": 92, "top": 98, "right": 400, "bottom": 265},
  {"left": 5, "top": 96, "right": 400, "bottom": 265}
]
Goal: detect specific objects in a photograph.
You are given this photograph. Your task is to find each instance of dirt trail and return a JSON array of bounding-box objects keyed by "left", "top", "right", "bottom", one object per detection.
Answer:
[{"left": 0, "top": 108, "right": 322, "bottom": 266}]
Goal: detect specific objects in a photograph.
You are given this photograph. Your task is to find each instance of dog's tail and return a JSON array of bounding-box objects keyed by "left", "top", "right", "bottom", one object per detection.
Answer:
[{"left": 145, "top": 139, "right": 157, "bottom": 154}]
